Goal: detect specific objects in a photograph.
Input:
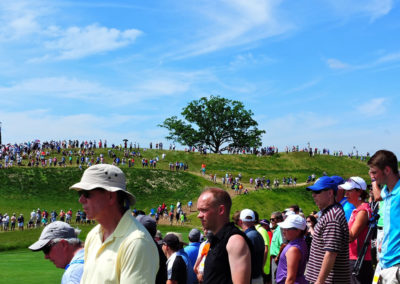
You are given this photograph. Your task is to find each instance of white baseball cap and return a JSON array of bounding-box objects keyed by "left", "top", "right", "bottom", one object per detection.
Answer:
[
  {"left": 239, "top": 209, "right": 255, "bottom": 222},
  {"left": 279, "top": 214, "right": 306, "bottom": 230},
  {"left": 70, "top": 164, "right": 136, "bottom": 205},
  {"left": 338, "top": 177, "right": 367, "bottom": 191}
]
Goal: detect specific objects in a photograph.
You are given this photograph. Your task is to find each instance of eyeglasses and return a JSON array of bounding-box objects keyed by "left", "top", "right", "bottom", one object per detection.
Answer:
[
  {"left": 312, "top": 188, "right": 330, "bottom": 195},
  {"left": 42, "top": 241, "right": 56, "bottom": 255},
  {"left": 78, "top": 189, "right": 103, "bottom": 199},
  {"left": 78, "top": 191, "right": 92, "bottom": 198}
]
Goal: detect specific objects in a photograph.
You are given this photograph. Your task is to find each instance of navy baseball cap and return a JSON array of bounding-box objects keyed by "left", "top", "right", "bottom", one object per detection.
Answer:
[{"left": 306, "top": 176, "right": 337, "bottom": 192}]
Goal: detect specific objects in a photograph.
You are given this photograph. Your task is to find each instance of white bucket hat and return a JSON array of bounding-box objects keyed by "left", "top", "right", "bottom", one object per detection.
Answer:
[
  {"left": 70, "top": 164, "right": 136, "bottom": 205},
  {"left": 279, "top": 214, "right": 306, "bottom": 230}
]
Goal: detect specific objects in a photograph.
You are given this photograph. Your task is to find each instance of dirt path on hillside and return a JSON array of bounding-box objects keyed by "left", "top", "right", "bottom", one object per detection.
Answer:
[{"left": 158, "top": 170, "right": 310, "bottom": 226}]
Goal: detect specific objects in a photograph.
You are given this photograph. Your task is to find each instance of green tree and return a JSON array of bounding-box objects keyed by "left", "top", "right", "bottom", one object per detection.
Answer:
[{"left": 159, "top": 96, "right": 266, "bottom": 153}]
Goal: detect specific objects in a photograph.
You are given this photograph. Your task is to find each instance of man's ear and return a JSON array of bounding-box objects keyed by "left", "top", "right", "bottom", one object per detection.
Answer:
[
  {"left": 384, "top": 166, "right": 392, "bottom": 176},
  {"left": 217, "top": 204, "right": 225, "bottom": 216}
]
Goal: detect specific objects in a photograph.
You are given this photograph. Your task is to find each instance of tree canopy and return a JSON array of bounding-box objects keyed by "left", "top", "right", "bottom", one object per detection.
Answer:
[{"left": 159, "top": 96, "right": 266, "bottom": 153}]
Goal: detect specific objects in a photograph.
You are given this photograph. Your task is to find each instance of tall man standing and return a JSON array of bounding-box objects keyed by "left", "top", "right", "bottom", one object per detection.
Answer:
[
  {"left": 305, "top": 176, "right": 350, "bottom": 284},
  {"left": 368, "top": 150, "right": 400, "bottom": 283},
  {"left": 70, "top": 164, "right": 158, "bottom": 284},
  {"left": 197, "top": 187, "right": 253, "bottom": 284}
]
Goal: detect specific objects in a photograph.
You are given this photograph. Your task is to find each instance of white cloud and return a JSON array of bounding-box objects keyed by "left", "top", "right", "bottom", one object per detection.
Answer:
[
  {"left": 357, "top": 98, "right": 386, "bottom": 116},
  {"left": 0, "top": 74, "right": 193, "bottom": 106},
  {"left": 364, "top": 0, "right": 394, "bottom": 21},
  {"left": 0, "top": 110, "right": 158, "bottom": 144},
  {"left": 44, "top": 24, "right": 142, "bottom": 60},
  {"left": 0, "top": 77, "right": 104, "bottom": 100},
  {"left": 325, "top": 0, "right": 394, "bottom": 21},
  {"left": 169, "top": 0, "right": 293, "bottom": 59},
  {"left": 284, "top": 79, "right": 320, "bottom": 94},
  {"left": 0, "top": 0, "right": 47, "bottom": 40},
  {"left": 326, "top": 50, "right": 400, "bottom": 72},
  {"left": 326, "top": 58, "right": 351, "bottom": 69}
]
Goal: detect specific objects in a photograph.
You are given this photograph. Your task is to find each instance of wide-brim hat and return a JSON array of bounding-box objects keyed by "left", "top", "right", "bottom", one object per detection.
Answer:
[{"left": 70, "top": 164, "right": 136, "bottom": 205}]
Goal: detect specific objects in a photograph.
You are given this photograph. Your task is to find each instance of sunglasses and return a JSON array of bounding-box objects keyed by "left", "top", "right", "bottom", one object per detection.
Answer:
[
  {"left": 270, "top": 218, "right": 276, "bottom": 222},
  {"left": 78, "top": 191, "right": 92, "bottom": 199},
  {"left": 78, "top": 189, "right": 103, "bottom": 199},
  {"left": 312, "top": 188, "right": 330, "bottom": 195},
  {"left": 42, "top": 241, "right": 56, "bottom": 255}
]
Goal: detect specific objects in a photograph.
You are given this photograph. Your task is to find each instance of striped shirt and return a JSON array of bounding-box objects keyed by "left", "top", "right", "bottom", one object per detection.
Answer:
[{"left": 306, "top": 203, "right": 350, "bottom": 284}]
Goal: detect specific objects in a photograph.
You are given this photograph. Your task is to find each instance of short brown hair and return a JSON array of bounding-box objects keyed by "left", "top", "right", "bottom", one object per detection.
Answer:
[
  {"left": 368, "top": 150, "right": 398, "bottom": 174},
  {"left": 202, "top": 187, "right": 232, "bottom": 214}
]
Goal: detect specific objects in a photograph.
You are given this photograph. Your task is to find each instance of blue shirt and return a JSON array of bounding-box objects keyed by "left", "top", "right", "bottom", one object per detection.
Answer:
[
  {"left": 244, "top": 226, "right": 264, "bottom": 279},
  {"left": 177, "top": 248, "right": 198, "bottom": 284},
  {"left": 184, "top": 242, "right": 201, "bottom": 268},
  {"left": 340, "top": 197, "right": 356, "bottom": 222},
  {"left": 62, "top": 248, "right": 84, "bottom": 284},
  {"left": 380, "top": 179, "right": 400, "bottom": 269}
]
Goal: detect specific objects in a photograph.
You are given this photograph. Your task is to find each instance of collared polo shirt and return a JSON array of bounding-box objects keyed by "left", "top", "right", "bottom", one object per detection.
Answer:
[
  {"left": 380, "top": 179, "right": 400, "bottom": 269},
  {"left": 80, "top": 210, "right": 159, "bottom": 284},
  {"left": 62, "top": 248, "right": 84, "bottom": 284}
]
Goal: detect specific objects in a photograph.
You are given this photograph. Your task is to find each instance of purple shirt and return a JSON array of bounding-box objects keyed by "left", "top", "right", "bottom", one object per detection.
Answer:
[{"left": 276, "top": 237, "right": 308, "bottom": 284}]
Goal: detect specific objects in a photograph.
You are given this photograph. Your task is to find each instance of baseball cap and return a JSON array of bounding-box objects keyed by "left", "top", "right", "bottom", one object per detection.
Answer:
[
  {"left": 279, "top": 214, "right": 306, "bottom": 230},
  {"left": 331, "top": 176, "right": 344, "bottom": 187},
  {"left": 70, "top": 164, "right": 136, "bottom": 205},
  {"left": 136, "top": 215, "right": 157, "bottom": 237},
  {"left": 163, "top": 233, "right": 180, "bottom": 251},
  {"left": 240, "top": 209, "right": 255, "bottom": 222},
  {"left": 306, "top": 176, "right": 337, "bottom": 192},
  {"left": 260, "top": 219, "right": 270, "bottom": 226},
  {"left": 29, "top": 221, "right": 79, "bottom": 251},
  {"left": 338, "top": 177, "right": 367, "bottom": 191},
  {"left": 166, "top": 232, "right": 188, "bottom": 245},
  {"left": 188, "top": 228, "right": 201, "bottom": 242}
]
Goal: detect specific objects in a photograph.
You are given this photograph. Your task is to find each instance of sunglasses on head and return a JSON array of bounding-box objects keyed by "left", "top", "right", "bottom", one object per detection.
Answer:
[
  {"left": 42, "top": 241, "right": 56, "bottom": 255},
  {"left": 347, "top": 178, "right": 362, "bottom": 190}
]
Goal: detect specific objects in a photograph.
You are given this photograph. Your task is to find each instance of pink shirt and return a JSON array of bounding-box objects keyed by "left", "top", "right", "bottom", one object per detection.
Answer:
[{"left": 348, "top": 202, "right": 372, "bottom": 260}]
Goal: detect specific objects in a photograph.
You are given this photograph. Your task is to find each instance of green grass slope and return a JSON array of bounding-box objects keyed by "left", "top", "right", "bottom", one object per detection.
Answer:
[{"left": 0, "top": 149, "right": 372, "bottom": 252}]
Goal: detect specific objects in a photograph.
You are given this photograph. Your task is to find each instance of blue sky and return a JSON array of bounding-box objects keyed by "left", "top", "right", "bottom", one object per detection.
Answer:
[{"left": 0, "top": 0, "right": 399, "bottom": 157}]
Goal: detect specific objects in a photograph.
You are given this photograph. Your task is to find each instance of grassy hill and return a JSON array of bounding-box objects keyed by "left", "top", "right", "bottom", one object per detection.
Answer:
[{"left": 0, "top": 148, "right": 372, "bottom": 251}]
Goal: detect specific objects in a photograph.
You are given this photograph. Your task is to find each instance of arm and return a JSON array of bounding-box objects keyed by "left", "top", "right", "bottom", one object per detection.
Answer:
[
  {"left": 285, "top": 247, "right": 301, "bottom": 284},
  {"left": 263, "top": 244, "right": 269, "bottom": 266},
  {"left": 166, "top": 281, "right": 178, "bottom": 284},
  {"left": 315, "top": 251, "right": 337, "bottom": 284},
  {"left": 226, "top": 234, "right": 251, "bottom": 284},
  {"left": 193, "top": 253, "right": 204, "bottom": 275},
  {"left": 349, "top": 210, "right": 368, "bottom": 243}
]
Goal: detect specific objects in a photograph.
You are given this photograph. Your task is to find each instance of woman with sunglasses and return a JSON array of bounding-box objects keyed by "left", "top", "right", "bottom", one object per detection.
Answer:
[
  {"left": 339, "top": 177, "right": 373, "bottom": 284},
  {"left": 275, "top": 214, "right": 308, "bottom": 284}
]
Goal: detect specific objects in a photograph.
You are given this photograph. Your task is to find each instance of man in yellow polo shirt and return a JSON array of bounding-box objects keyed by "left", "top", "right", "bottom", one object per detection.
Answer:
[{"left": 70, "top": 164, "right": 158, "bottom": 284}]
